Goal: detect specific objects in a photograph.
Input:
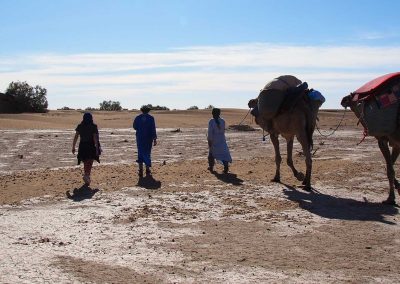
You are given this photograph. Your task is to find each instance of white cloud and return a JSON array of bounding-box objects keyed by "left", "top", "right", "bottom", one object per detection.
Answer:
[{"left": 0, "top": 43, "right": 399, "bottom": 109}]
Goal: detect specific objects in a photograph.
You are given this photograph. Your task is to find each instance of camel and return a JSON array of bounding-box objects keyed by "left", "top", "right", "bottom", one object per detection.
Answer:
[
  {"left": 248, "top": 76, "right": 323, "bottom": 191},
  {"left": 341, "top": 76, "right": 400, "bottom": 205}
]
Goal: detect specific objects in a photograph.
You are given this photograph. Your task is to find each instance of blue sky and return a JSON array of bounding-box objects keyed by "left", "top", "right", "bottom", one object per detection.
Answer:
[{"left": 1, "top": 0, "right": 400, "bottom": 109}]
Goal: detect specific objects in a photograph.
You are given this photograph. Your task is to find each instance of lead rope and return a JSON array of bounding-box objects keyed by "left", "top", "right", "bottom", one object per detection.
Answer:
[
  {"left": 315, "top": 107, "right": 347, "bottom": 138},
  {"left": 356, "top": 101, "right": 368, "bottom": 145},
  {"left": 239, "top": 108, "right": 269, "bottom": 141},
  {"left": 238, "top": 108, "right": 252, "bottom": 125}
]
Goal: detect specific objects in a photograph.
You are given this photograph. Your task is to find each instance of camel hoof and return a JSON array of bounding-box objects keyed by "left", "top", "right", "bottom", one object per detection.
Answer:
[
  {"left": 382, "top": 199, "right": 397, "bottom": 206},
  {"left": 271, "top": 177, "right": 280, "bottom": 183},
  {"left": 296, "top": 172, "right": 305, "bottom": 181},
  {"left": 302, "top": 185, "right": 312, "bottom": 192}
]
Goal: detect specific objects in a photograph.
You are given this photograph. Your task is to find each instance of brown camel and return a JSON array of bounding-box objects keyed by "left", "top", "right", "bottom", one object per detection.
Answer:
[
  {"left": 248, "top": 76, "right": 322, "bottom": 191},
  {"left": 341, "top": 78, "right": 400, "bottom": 205}
]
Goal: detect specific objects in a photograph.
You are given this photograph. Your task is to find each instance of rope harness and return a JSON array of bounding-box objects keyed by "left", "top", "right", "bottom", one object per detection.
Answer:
[
  {"left": 238, "top": 108, "right": 252, "bottom": 126},
  {"left": 315, "top": 108, "right": 347, "bottom": 138}
]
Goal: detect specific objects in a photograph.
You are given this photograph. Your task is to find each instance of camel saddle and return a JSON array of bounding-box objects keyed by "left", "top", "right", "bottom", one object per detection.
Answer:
[
  {"left": 257, "top": 82, "right": 309, "bottom": 120},
  {"left": 351, "top": 72, "right": 400, "bottom": 103},
  {"left": 351, "top": 72, "right": 400, "bottom": 136}
]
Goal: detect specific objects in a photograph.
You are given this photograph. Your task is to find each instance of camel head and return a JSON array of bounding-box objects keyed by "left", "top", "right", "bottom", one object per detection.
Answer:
[
  {"left": 248, "top": 98, "right": 260, "bottom": 124},
  {"left": 340, "top": 94, "right": 352, "bottom": 109},
  {"left": 248, "top": 98, "right": 258, "bottom": 108}
]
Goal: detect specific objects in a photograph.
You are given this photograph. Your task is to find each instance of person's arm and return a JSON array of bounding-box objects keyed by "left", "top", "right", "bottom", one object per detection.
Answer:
[
  {"left": 152, "top": 117, "right": 157, "bottom": 146},
  {"left": 72, "top": 132, "right": 79, "bottom": 154},
  {"left": 133, "top": 117, "right": 137, "bottom": 130},
  {"left": 93, "top": 132, "right": 99, "bottom": 155},
  {"left": 207, "top": 120, "right": 213, "bottom": 148}
]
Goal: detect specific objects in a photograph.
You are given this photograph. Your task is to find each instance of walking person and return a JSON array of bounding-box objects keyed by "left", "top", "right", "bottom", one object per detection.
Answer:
[
  {"left": 72, "top": 112, "right": 101, "bottom": 186},
  {"left": 133, "top": 105, "right": 157, "bottom": 177},
  {"left": 207, "top": 108, "right": 232, "bottom": 173}
]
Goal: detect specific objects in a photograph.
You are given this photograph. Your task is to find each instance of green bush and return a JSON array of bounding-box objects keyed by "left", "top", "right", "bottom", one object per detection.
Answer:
[
  {"left": 2, "top": 81, "right": 48, "bottom": 113},
  {"left": 99, "top": 100, "right": 122, "bottom": 111},
  {"left": 141, "top": 104, "right": 169, "bottom": 111}
]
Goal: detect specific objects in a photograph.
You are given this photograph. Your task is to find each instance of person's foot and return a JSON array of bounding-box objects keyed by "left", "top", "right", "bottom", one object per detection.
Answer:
[
  {"left": 223, "top": 165, "right": 229, "bottom": 174},
  {"left": 145, "top": 168, "right": 152, "bottom": 177}
]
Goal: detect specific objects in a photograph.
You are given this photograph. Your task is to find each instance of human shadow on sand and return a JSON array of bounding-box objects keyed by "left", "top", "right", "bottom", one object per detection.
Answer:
[
  {"left": 211, "top": 171, "right": 244, "bottom": 186},
  {"left": 66, "top": 185, "right": 99, "bottom": 202},
  {"left": 281, "top": 183, "right": 398, "bottom": 225},
  {"left": 137, "top": 175, "right": 162, "bottom": 190}
]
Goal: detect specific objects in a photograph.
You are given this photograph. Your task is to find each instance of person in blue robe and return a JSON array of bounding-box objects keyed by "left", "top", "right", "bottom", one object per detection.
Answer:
[{"left": 133, "top": 105, "right": 157, "bottom": 177}]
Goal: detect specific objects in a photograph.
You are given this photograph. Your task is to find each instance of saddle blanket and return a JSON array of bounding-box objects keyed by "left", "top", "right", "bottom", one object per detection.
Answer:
[{"left": 352, "top": 72, "right": 400, "bottom": 102}]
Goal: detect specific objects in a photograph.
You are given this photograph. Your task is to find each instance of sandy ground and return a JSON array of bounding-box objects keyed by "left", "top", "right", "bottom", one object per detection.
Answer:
[{"left": 0, "top": 109, "right": 399, "bottom": 283}]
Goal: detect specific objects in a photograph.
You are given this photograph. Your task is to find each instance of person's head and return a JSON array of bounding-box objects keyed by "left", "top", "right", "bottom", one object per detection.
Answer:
[
  {"left": 82, "top": 112, "right": 93, "bottom": 124},
  {"left": 140, "top": 105, "right": 151, "bottom": 114},
  {"left": 212, "top": 108, "right": 221, "bottom": 119}
]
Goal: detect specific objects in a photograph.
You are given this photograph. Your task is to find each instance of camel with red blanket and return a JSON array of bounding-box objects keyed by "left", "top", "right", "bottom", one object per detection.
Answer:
[{"left": 341, "top": 72, "right": 400, "bottom": 205}]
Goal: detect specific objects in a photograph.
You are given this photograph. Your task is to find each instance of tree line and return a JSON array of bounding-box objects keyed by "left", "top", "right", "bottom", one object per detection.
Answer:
[{"left": 0, "top": 81, "right": 215, "bottom": 113}]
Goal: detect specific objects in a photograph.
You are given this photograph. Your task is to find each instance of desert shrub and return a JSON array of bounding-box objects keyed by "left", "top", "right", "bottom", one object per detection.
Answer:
[
  {"left": 187, "top": 106, "right": 199, "bottom": 110},
  {"left": 85, "top": 107, "right": 98, "bottom": 111},
  {"left": 99, "top": 100, "right": 122, "bottom": 111},
  {"left": 58, "top": 106, "right": 74, "bottom": 110},
  {"left": 2, "top": 81, "right": 48, "bottom": 113},
  {"left": 204, "top": 105, "right": 214, "bottom": 110},
  {"left": 141, "top": 104, "right": 169, "bottom": 111}
]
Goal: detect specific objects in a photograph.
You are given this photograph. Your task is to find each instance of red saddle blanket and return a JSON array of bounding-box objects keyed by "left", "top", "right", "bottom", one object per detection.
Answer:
[
  {"left": 351, "top": 72, "right": 400, "bottom": 136},
  {"left": 352, "top": 72, "right": 400, "bottom": 102}
]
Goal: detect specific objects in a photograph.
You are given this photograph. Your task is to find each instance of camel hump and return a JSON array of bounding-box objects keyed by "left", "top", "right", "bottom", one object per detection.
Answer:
[
  {"left": 256, "top": 75, "right": 302, "bottom": 120},
  {"left": 258, "top": 89, "right": 286, "bottom": 120},
  {"left": 263, "top": 75, "right": 302, "bottom": 92}
]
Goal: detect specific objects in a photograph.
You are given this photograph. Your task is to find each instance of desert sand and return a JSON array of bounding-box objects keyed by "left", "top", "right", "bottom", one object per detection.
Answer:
[{"left": 0, "top": 109, "right": 399, "bottom": 283}]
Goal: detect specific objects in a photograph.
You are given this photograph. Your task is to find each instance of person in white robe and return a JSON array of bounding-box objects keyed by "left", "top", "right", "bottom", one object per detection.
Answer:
[{"left": 207, "top": 108, "right": 232, "bottom": 173}]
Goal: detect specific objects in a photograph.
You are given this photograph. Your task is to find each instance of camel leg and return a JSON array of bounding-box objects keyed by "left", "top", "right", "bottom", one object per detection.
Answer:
[
  {"left": 298, "top": 132, "right": 312, "bottom": 191},
  {"left": 378, "top": 140, "right": 396, "bottom": 205},
  {"left": 270, "top": 133, "right": 281, "bottom": 183},
  {"left": 391, "top": 147, "right": 400, "bottom": 191},
  {"left": 286, "top": 138, "right": 304, "bottom": 181}
]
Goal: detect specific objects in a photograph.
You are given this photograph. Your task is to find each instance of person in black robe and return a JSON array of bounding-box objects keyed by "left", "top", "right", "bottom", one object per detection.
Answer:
[{"left": 72, "top": 112, "right": 101, "bottom": 186}]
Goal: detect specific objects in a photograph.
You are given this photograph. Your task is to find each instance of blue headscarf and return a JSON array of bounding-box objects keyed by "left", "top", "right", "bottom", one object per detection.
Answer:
[{"left": 82, "top": 112, "right": 93, "bottom": 124}]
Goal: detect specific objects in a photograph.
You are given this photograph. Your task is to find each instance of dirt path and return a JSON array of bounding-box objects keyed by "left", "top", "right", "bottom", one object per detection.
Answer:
[{"left": 1, "top": 126, "right": 399, "bottom": 283}]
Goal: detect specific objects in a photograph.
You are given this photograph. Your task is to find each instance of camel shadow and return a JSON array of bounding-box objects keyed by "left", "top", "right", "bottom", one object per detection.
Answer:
[
  {"left": 66, "top": 185, "right": 99, "bottom": 202},
  {"left": 281, "top": 183, "right": 398, "bottom": 224},
  {"left": 137, "top": 175, "right": 162, "bottom": 190},
  {"left": 211, "top": 171, "right": 244, "bottom": 186}
]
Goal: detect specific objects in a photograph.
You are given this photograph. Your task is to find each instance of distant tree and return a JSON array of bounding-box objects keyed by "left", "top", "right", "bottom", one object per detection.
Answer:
[
  {"left": 205, "top": 105, "right": 214, "bottom": 110},
  {"left": 4, "top": 81, "right": 48, "bottom": 113},
  {"left": 141, "top": 104, "right": 170, "bottom": 111},
  {"left": 85, "top": 107, "right": 98, "bottom": 111},
  {"left": 58, "top": 106, "right": 74, "bottom": 110},
  {"left": 99, "top": 100, "right": 122, "bottom": 111},
  {"left": 187, "top": 106, "right": 199, "bottom": 110}
]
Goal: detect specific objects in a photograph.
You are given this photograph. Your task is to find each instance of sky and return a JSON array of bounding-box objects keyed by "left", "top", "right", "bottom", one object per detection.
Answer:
[{"left": 1, "top": 0, "right": 400, "bottom": 110}]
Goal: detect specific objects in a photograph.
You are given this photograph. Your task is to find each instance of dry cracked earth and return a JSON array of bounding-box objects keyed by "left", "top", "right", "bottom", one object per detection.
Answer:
[{"left": 0, "top": 127, "right": 399, "bottom": 283}]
